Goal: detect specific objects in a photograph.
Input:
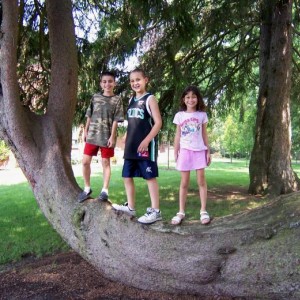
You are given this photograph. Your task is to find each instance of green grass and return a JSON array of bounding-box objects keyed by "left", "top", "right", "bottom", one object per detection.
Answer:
[
  {"left": 0, "top": 182, "right": 69, "bottom": 266},
  {"left": 3, "top": 158, "right": 296, "bottom": 266}
]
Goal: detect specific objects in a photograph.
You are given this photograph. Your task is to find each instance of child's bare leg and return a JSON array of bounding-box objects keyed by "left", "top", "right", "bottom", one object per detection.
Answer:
[
  {"left": 196, "top": 169, "right": 207, "bottom": 211},
  {"left": 123, "top": 177, "right": 135, "bottom": 209},
  {"left": 82, "top": 154, "right": 93, "bottom": 187},
  {"left": 146, "top": 178, "right": 159, "bottom": 209},
  {"left": 179, "top": 171, "right": 190, "bottom": 212},
  {"left": 101, "top": 157, "right": 111, "bottom": 190}
]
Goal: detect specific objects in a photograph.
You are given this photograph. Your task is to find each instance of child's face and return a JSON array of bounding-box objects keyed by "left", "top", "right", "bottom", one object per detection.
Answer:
[
  {"left": 129, "top": 71, "right": 148, "bottom": 95},
  {"left": 184, "top": 91, "right": 198, "bottom": 110},
  {"left": 100, "top": 75, "right": 116, "bottom": 95}
]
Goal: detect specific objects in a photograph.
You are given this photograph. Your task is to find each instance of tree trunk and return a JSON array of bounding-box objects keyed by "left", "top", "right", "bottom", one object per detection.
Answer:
[
  {"left": 249, "top": 0, "right": 300, "bottom": 196},
  {"left": 1, "top": 1, "right": 300, "bottom": 299}
]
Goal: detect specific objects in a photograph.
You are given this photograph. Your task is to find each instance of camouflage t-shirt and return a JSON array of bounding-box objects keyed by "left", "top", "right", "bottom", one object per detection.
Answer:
[{"left": 85, "top": 93, "right": 123, "bottom": 147}]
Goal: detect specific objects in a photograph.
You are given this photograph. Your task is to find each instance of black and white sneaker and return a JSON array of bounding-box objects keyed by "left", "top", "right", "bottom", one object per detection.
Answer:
[
  {"left": 98, "top": 191, "right": 108, "bottom": 201},
  {"left": 137, "top": 208, "right": 162, "bottom": 224},
  {"left": 111, "top": 202, "right": 136, "bottom": 216},
  {"left": 78, "top": 189, "right": 92, "bottom": 203}
]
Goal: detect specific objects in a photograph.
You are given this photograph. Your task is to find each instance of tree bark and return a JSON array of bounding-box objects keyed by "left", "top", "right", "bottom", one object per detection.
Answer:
[
  {"left": 1, "top": 1, "right": 300, "bottom": 299},
  {"left": 249, "top": 0, "right": 300, "bottom": 196}
]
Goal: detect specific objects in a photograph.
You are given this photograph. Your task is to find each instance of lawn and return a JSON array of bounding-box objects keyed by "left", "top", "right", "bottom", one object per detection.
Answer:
[
  {"left": 1, "top": 158, "right": 297, "bottom": 266},
  {"left": 0, "top": 181, "right": 70, "bottom": 266}
]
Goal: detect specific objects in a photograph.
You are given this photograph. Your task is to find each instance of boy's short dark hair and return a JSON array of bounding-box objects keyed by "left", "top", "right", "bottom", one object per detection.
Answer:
[{"left": 101, "top": 71, "right": 116, "bottom": 80}]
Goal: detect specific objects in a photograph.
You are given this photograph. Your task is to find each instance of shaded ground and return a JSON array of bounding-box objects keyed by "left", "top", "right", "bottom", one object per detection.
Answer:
[{"left": 0, "top": 251, "right": 233, "bottom": 300}]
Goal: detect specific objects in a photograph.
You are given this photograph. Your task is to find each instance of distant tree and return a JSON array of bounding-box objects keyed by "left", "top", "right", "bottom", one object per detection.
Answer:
[
  {"left": 223, "top": 115, "right": 239, "bottom": 162},
  {"left": 238, "top": 110, "right": 255, "bottom": 162}
]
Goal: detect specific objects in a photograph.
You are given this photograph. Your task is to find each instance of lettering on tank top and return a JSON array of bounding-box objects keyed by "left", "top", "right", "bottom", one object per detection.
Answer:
[{"left": 127, "top": 108, "right": 145, "bottom": 119}]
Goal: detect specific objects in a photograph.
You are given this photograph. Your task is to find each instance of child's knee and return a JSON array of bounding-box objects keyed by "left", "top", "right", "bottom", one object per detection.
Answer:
[
  {"left": 198, "top": 180, "right": 206, "bottom": 188},
  {"left": 82, "top": 159, "right": 91, "bottom": 167},
  {"left": 102, "top": 158, "right": 110, "bottom": 168}
]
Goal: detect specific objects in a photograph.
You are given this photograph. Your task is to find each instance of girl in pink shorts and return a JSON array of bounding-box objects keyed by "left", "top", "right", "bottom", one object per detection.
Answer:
[{"left": 172, "top": 86, "right": 211, "bottom": 225}]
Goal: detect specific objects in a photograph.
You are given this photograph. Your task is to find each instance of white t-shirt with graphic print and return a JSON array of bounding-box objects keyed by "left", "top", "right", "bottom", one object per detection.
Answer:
[{"left": 173, "top": 111, "right": 208, "bottom": 151}]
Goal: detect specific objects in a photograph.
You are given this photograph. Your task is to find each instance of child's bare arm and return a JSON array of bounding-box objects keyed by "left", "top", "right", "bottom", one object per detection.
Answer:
[
  {"left": 174, "top": 125, "right": 181, "bottom": 161},
  {"left": 84, "top": 117, "right": 91, "bottom": 142},
  {"left": 107, "top": 120, "right": 118, "bottom": 148},
  {"left": 202, "top": 123, "right": 211, "bottom": 165}
]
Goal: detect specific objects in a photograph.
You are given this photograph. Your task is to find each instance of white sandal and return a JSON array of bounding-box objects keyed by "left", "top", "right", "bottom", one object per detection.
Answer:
[
  {"left": 171, "top": 212, "right": 185, "bottom": 225},
  {"left": 200, "top": 211, "right": 210, "bottom": 225}
]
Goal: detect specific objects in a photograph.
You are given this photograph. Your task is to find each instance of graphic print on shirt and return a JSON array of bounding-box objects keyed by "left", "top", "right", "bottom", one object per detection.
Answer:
[
  {"left": 173, "top": 111, "right": 208, "bottom": 151},
  {"left": 181, "top": 118, "right": 202, "bottom": 137},
  {"left": 127, "top": 100, "right": 150, "bottom": 120}
]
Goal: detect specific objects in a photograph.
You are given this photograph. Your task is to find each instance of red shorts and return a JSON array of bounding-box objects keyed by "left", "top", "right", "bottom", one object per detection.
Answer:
[{"left": 83, "top": 143, "right": 114, "bottom": 158}]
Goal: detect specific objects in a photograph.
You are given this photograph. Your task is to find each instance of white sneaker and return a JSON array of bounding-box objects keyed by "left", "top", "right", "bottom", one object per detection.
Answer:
[
  {"left": 112, "top": 202, "right": 136, "bottom": 216},
  {"left": 137, "top": 208, "right": 162, "bottom": 224}
]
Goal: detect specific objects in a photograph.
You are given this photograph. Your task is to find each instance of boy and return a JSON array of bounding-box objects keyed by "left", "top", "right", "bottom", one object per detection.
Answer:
[{"left": 78, "top": 71, "right": 123, "bottom": 203}]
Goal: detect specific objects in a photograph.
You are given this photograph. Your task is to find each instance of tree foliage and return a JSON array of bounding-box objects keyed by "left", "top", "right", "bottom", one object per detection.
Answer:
[
  {"left": 9, "top": 0, "right": 299, "bottom": 113},
  {"left": 10, "top": 1, "right": 300, "bottom": 122},
  {"left": 12, "top": 1, "right": 260, "bottom": 116}
]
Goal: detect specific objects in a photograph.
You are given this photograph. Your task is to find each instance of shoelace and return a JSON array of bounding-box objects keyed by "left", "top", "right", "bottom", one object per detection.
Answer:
[{"left": 145, "top": 209, "right": 155, "bottom": 215}]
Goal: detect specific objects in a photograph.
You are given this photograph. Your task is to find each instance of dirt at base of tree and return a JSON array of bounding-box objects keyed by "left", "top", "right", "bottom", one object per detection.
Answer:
[{"left": 0, "top": 251, "right": 234, "bottom": 300}]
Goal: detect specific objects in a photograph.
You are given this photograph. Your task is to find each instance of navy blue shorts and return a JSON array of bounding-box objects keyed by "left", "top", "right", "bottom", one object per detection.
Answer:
[{"left": 122, "top": 159, "right": 159, "bottom": 179}]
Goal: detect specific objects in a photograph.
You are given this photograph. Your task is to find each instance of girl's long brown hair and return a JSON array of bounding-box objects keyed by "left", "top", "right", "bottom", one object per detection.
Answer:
[{"left": 179, "top": 86, "right": 206, "bottom": 112}]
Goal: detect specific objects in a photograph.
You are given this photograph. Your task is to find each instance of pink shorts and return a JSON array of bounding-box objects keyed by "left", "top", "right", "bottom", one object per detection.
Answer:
[
  {"left": 84, "top": 143, "right": 114, "bottom": 158},
  {"left": 176, "top": 148, "right": 208, "bottom": 171}
]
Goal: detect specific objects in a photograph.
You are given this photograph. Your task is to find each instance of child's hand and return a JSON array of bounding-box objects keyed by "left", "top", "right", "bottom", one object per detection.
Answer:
[
  {"left": 174, "top": 148, "right": 179, "bottom": 162},
  {"left": 107, "top": 137, "right": 115, "bottom": 148},
  {"left": 137, "top": 141, "right": 149, "bottom": 153},
  {"left": 174, "top": 151, "right": 178, "bottom": 162},
  {"left": 206, "top": 151, "right": 211, "bottom": 166}
]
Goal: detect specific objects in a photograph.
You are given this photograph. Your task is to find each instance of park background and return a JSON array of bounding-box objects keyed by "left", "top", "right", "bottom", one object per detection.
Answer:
[{"left": 1, "top": 1, "right": 300, "bottom": 299}]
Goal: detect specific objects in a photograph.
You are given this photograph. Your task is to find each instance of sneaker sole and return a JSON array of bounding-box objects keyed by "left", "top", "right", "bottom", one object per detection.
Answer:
[
  {"left": 98, "top": 196, "right": 108, "bottom": 201},
  {"left": 78, "top": 193, "right": 92, "bottom": 203},
  {"left": 137, "top": 217, "right": 162, "bottom": 225},
  {"left": 111, "top": 205, "right": 136, "bottom": 217}
]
